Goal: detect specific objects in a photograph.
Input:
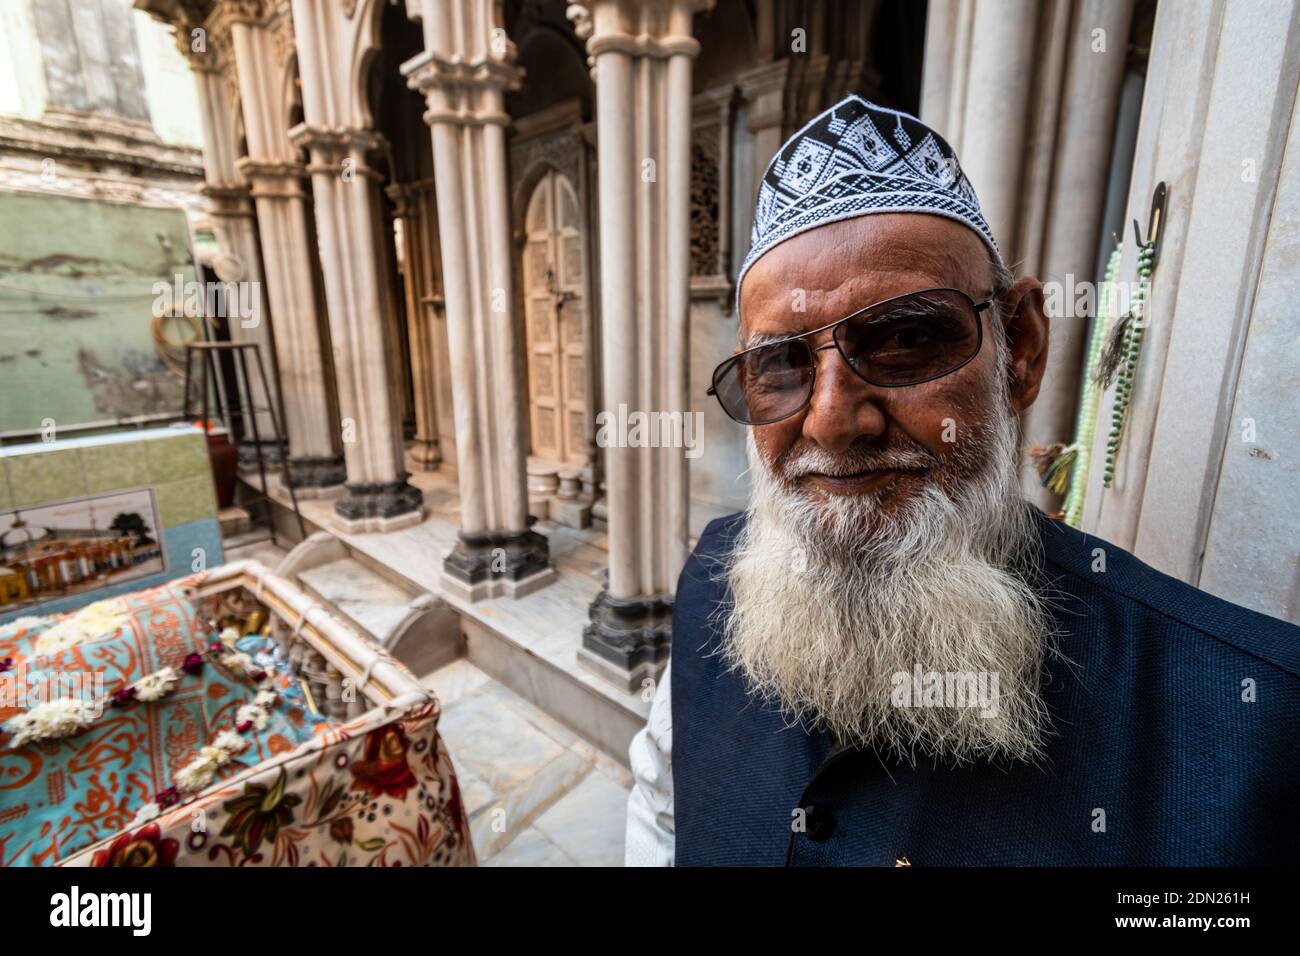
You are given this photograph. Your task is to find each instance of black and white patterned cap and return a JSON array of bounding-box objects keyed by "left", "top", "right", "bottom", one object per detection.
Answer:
[{"left": 737, "top": 95, "right": 1002, "bottom": 304}]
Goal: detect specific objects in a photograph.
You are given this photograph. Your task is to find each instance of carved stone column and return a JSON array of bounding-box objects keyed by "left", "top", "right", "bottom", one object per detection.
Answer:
[
  {"left": 182, "top": 21, "right": 281, "bottom": 465},
  {"left": 572, "top": 0, "right": 711, "bottom": 691},
  {"left": 285, "top": 124, "right": 422, "bottom": 531},
  {"left": 402, "top": 0, "right": 553, "bottom": 600},
  {"left": 227, "top": 1, "right": 345, "bottom": 494},
  {"left": 239, "top": 162, "right": 347, "bottom": 492},
  {"left": 288, "top": 0, "right": 421, "bottom": 532}
]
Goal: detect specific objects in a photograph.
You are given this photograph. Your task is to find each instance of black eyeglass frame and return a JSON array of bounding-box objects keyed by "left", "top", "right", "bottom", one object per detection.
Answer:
[{"left": 706, "top": 286, "right": 992, "bottom": 426}]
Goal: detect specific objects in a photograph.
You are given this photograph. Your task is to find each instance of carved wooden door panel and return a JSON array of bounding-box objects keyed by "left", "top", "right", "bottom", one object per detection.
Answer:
[{"left": 522, "top": 169, "right": 587, "bottom": 468}]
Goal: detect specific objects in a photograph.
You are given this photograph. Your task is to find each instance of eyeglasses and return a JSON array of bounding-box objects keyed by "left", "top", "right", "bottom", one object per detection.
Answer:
[{"left": 707, "top": 287, "right": 990, "bottom": 425}]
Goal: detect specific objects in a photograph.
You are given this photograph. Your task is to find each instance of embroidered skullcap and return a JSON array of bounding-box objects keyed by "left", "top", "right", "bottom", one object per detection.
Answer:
[{"left": 737, "top": 95, "right": 1003, "bottom": 305}]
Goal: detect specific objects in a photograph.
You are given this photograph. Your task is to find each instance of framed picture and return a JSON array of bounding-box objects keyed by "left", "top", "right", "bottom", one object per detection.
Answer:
[{"left": 0, "top": 488, "right": 166, "bottom": 612}]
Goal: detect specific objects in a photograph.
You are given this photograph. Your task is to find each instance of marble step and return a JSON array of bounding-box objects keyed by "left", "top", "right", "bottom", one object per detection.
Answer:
[
  {"left": 424, "top": 659, "right": 631, "bottom": 866},
  {"left": 297, "top": 557, "right": 419, "bottom": 642},
  {"left": 294, "top": 555, "right": 461, "bottom": 676}
]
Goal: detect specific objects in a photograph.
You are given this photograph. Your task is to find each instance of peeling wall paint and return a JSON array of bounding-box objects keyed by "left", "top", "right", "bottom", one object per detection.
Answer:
[{"left": 0, "top": 191, "right": 198, "bottom": 432}]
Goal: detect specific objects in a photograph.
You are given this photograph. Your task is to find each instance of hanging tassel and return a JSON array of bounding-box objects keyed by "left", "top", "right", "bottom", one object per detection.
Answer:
[
  {"left": 1094, "top": 310, "right": 1135, "bottom": 390},
  {"left": 1043, "top": 444, "right": 1077, "bottom": 496},
  {"left": 1028, "top": 443, "right": 1077, "bottom": 496}
]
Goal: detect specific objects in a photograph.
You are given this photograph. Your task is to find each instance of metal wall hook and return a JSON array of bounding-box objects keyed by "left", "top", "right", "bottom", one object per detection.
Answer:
[{"left": 1132, "top": 181, "right": 1167, "bottom": 266}]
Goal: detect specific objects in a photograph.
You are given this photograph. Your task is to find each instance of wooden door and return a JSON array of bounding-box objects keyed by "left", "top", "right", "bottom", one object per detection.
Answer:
[{"left": 522, "top": 169, "right": 588, "bottom": 468}]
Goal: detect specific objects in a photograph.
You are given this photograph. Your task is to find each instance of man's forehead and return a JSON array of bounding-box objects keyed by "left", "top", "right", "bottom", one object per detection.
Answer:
[{"left": 738, "top": 215, "right": 987, "bottom": 339}]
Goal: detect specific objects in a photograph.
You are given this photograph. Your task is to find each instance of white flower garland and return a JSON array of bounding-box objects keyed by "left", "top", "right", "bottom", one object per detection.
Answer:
[
  {"left": 32, "top": 599, "right": 132, "bottom": 655},
  {"left": 174, "top": 730, "right": 249, "bottom": 792},
  {"left": 128, "top": 689, "right": 279, "bottom": 828},
  {"left": 4, "top": 621, "right": 272, "bottom": 749},
  {"left": 2, "top": 664, "right": 183, "bottom": 747},
  {"left": 7, "top": 616, "right": 283, "bottom": 827},
  {"left": 131, "top": 666, "right": 183, "bottom": 702},
  {"left": 3, "top": 697, "right": 99, "bottom": 748}
]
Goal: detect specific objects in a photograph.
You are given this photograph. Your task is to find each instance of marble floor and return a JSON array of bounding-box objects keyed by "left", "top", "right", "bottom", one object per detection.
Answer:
[{"left": 423, "top": 658, "right": 631, "bottom": 866}]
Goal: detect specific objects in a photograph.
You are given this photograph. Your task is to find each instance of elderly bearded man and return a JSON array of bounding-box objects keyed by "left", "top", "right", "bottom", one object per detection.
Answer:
[{"left": 624, "top": 96, "right": 1299, "bottom": 867}]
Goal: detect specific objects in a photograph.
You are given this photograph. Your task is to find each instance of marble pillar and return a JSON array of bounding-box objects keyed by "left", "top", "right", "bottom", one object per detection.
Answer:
[
  {"left": 239, "top": 162, "right": 347, "bottom": 492},
  {"left": 402, "top": 0, "right": 552, "bottom": 601},
  {"left": 923, "top": 0, "right": 1137, "bottom": 508},
  {"left": 185, "top": 44, "right": 282, "bottom": 465},
  {"left": 1018, "top": 0, "right": 1134, "bottom": 502},
  {"left": 227, "top": 4, "right": 345, "bottom": 494},
  {"left": 287, "top": 0, "right": 420, "bottom": 532},
  {"left": 948, "top": 0, "right": 1042, "bottom": 255},
  {"left": 572, "top": 0, "right": 710, "bottom": 691},
  {"left": 287, "top": 123, "right": 422, "bottom": 532}
]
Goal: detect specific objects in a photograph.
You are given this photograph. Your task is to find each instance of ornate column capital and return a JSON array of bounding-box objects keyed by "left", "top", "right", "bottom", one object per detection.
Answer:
[
  {"left": 236, "top": 158, "right": 310, "bottom": 199},
  {"left": 401, "top": 52, "right": 521, "bottom": 129},
  {"left": 288, "top": 124, "right": 387, "bottom": 180},
  {"left": 287, "top": 123, "right": 383, "bottom": 153},
  {"left": 218, "top": 0, "right": 269, "bottom": 26},
  {"left": 570, "top": 0, "right": 712, "bottom": 72},
  {"left": 201, "top": 183, "right": 257, "bottom": 219}
]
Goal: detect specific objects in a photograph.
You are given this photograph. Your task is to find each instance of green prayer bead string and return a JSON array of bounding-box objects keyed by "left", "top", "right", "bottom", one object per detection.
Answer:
[
  {"left": 1063, "top": 242, "right": 1123, "bottom": 526},
  {"left": 1103, "top": 241, "right": 1155, "bottom": 488}
]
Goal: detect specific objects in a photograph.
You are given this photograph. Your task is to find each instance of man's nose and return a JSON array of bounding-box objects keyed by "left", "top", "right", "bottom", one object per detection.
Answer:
[{"left": 801, "top": 343, "right": 888, "bottom": 453}]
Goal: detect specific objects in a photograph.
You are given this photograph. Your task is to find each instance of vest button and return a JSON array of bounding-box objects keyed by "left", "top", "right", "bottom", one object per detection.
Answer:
[{"left": 804, "top": 804, "right": 835, "bottom": 841}]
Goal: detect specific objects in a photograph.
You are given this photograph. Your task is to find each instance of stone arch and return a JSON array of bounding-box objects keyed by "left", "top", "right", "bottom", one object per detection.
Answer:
[
  {"left": 348, "top": 0, "right": 390, "bottom": 132},
  {"left": 512, "top": 149, "right": 577, "bottom": 245}
]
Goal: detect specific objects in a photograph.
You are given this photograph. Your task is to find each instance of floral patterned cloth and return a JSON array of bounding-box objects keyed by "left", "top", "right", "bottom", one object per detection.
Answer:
[
  {"left": 1, "top": 578, "right": 475, "bottom": 867},
  {"left": 0, "top": 582, "right": 318, "bottom": 865},
  {"left": 58, "top": 699, "right": 475, "bottom": 867}
]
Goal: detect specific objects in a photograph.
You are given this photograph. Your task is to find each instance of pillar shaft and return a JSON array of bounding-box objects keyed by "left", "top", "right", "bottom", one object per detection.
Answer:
[
  {"left": 288, "top": 0, "right": 421, "bottom": 532},
  {"left": 188, "top": 60, "right": 281, "bottom": 461},
  {"left": 228, "top": 8, "right": 344, "bottom": 491},
  {"left": 242, "top": 165, "right": 346, "bottom": 490},
  {"left": 1019, "top": 0, "right": 1135, "bottom": 495},
  {"left": 402, "top": 0, "right": 552, "bottom": 600},
  {"left": 921, "top": 0, "right": 1136, "bottom": 508},
  {"left": 955, "top": 0, "right": 1042, "bottom": 256},
  {"left": 291, "top": 128, "right": 421, "bottom": 530},
  {"left": 574, "top": 0, "right": 710, "bottom": 691}
]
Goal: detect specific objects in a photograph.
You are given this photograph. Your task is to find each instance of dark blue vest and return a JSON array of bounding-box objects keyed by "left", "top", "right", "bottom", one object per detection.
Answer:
[{"left": 670, "top": 511, "right": 1300, "bottom": 866}]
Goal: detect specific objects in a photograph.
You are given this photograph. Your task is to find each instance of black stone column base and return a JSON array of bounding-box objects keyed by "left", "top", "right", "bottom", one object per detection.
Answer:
[
  {"left": 330, "top": 476, "right": 424, "bottom": 533},
  {"left": 579, "top": 590, "right": 672, "bottom": 692},
  {"left": 285, "top": 454, "right": 347, "bottom": 490},
  {"left": 237, "top": 440, "right": 284, "bottom": 468},
  {"left": 440, "top": 527, "right": 554, "bottom": 602}
]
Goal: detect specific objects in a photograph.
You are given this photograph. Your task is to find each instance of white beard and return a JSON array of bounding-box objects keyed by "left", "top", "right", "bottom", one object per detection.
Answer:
[{"left": 721, "top": 371, "right": 1053, "bottom": 765}]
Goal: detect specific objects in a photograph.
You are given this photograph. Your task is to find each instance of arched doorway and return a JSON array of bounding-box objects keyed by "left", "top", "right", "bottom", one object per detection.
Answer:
[{"left": 522, "top": 169, "right": 589, "bottom": 470}]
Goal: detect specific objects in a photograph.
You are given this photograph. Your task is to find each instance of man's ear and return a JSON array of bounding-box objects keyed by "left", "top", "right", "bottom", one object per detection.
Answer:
[{"left": 999, "top": 277, "right": 1049, "bottom": 413}]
